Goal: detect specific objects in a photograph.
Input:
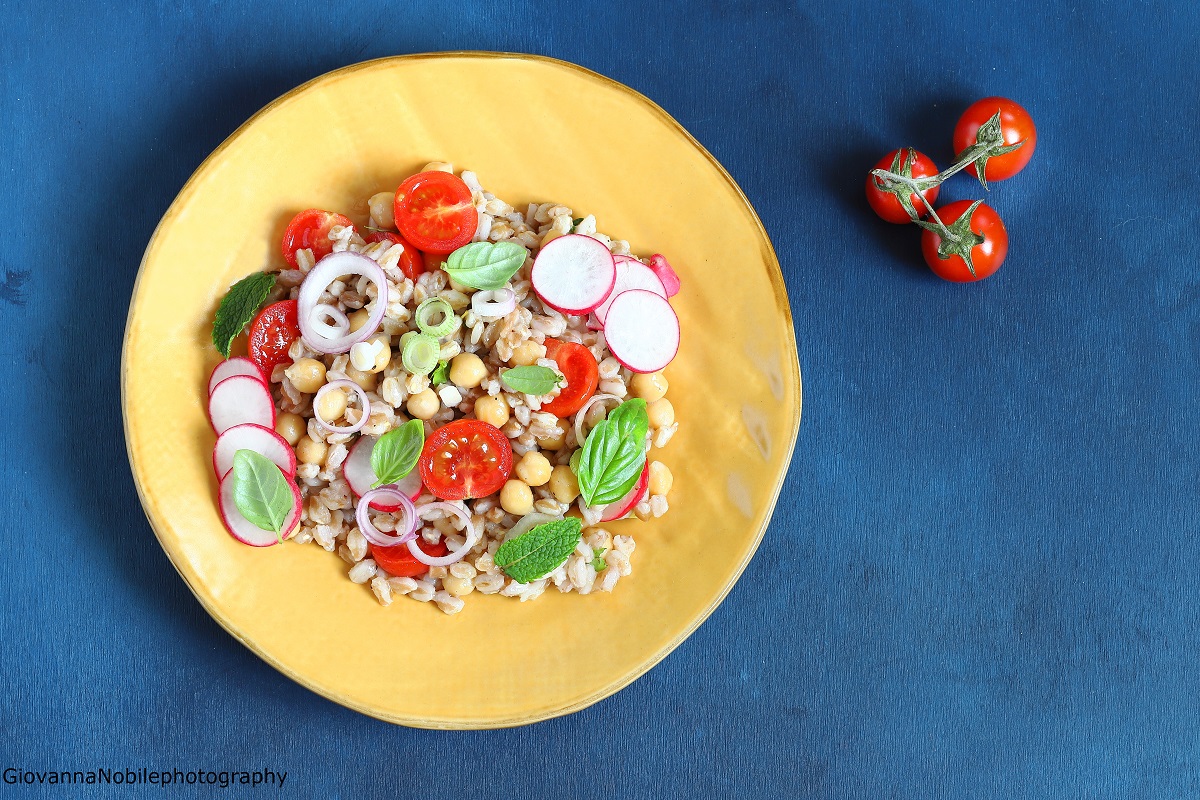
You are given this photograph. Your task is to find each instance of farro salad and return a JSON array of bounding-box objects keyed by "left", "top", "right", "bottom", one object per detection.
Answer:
[{"left": 205, "top": 164, "right": 681, "bottom": 614}]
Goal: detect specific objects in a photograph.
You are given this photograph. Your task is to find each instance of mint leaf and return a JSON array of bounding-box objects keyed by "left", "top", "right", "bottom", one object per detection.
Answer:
[
  {"left": 232, "top": 450, "right": 294, "bottom": 543},
  {"left": 212, "top": 272, "right": 275, "bottom": 357},
  {"left": 444, "top": 241, "right": 528, "bottom": 290},
  {"left": 500, "top": 365, "right": 563, "bottom": 396},
  {"left": 592, "top": 547, "right": 607, "bottom": 572},
  {"left": 495, "top": 518, "right": 583, "bottom": 583},
  {"left": 370, "top": 419, "right": 424, "bottom": 488},
  {"left": 576, "top": 398, "right": 649, "bottom": 506},
  {"left": 431, "top": 360, "right": 451, "bottom": 385}
]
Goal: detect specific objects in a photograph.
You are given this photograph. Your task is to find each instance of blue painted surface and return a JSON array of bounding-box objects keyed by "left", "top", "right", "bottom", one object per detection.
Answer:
[{"left": 3, "top": 1, "right": 1199, "bottom": 797}]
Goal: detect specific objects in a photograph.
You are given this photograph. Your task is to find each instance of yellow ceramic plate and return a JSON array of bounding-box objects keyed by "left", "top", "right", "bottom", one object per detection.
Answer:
[{"left": 123, "top": 53, "right": 801, "bottom": 728}]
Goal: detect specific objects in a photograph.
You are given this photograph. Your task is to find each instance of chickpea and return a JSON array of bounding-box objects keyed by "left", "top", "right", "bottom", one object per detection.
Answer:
[
  {"left": 536, "top": 419, "right": 569, "bottom": 451},
  {"left": 500, "top": 479, "right": 534, "bottom": 516},
  {"left": 296, "top": 436, "right": 327, "bottom": 465},
  {"left": 421, "top": 161, "right": 454, "bottom": 173},
  {"left": 647, "top": 398, "right": 675, "bottom": 428},
  {"left": 348, "top": 309, "right": 371, "bottom": 334},
  {"left": 508, "top": 340, "right": 547, "bottom": 367},
  {"left": 541, "top": 228, "right": 565, "bottom": 247},
  {"left": 449, "top": 352, "right": 487, "bottom": 388},
  {"left": 344, "top": 364, "right": 377, "bottom": 392},
  {"left": 275, "top": 412, "right": 306, "bottom": 446},
  {"left": 474, "top": 395, "right": 510, "bottom": 427},
  {"left": 407, "top": 388, "right": 440, "bottom": 420},
  {"left": 367, "top": 191, "right": 395, "bottom": 229},
  {"left": 648, "top": 461, "right": 673, "bottom": 496},
  {"left": 631, "top": 371, "right": 668, "bottom": 403},
  {"left": 442, "top": 574, "right": 475, "bottom": 597},
  {"left": 548, "top": 465, "right": 580, "bottom": 503},
  {"left": 316, "top": 387, "right": 348, "bottom": 422},
  {"left": 367, "top": 335, "right": 391, "bottom": 373},
  {"left": 285, "top": 358, "right": 326, "bottom": 394},
  {"left": 515, "top": 451, "right": 552, "bottom": 486}
]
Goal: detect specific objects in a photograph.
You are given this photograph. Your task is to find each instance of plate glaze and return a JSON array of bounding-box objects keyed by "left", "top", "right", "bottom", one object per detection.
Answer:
[{"left": 122, "top": 53, "right": 801, "bottom": 728}]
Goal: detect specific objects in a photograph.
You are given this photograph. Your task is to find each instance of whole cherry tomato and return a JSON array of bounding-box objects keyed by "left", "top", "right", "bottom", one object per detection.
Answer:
[
  {"left": 865, "top": 149, "right": 940, "bottom": 224},
  {"left": 953, "top": 97, "right": 1037, "bottom": 182},
  {"left": 920, "top": 200, "right": 1008, "bottom": 283}
]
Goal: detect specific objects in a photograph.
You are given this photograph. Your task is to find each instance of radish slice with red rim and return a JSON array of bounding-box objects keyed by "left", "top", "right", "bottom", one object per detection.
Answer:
[
  {"left": 298, "top": 251, "right": 388, "bottom": 354},
  {"left": 344, "top": 435, "right": 423, "bottom": 509},
  {"left": 209, "top": 374, "right": 276, "bottom": 435},
  {"left": 313, "top": 379, "right": 371, "bottom": 434},
  {"left": 603, "top": 289, "right": 680, "bottom": 374},
  {"left": 208, "top": 357, "right": 265, "bottom": 396},
  {"left": 218, "top": 470, "right": 301, "bottom": 547},
  {"left": 599, "top": 461, "right": 650, "bottom": 522},
  {"left": 530, "top": 234, "right": 616, "bottom": 314},
  {"left": 213, "top": 423, "right": 296, "bottom": 479},
  {"left": 593, "top": 258, "right": 668, "bottom": 324},
  {"left": 356, "top": 486, "right": 418, "bottom": 547},
  {"left": 648, "top": 253, "right": 681, "bottom": 298},
  {"left": 407, "top": 502, "right": 479, "bottom": 567}
]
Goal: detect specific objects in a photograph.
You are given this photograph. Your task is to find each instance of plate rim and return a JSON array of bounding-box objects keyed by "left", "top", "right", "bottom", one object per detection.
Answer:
[{"left": 121, "top": 50, "right": 803, "bottom": 729}]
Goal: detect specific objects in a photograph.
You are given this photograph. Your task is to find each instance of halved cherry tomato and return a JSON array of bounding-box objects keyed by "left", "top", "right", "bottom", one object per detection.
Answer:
[
  {"left": 540, "top": 339, "right": 600, "bottom": 418},
  {"left": 371, "top": 539, "right": 449, "bottom": 578},
  {"left": 920, "top": 200, "right": 1008, "bottom": 283},
  {"left": 865, "top": 149, "right": 940, "bottom": 224},
  {"left": 363, "top": 230, "right": 425, "bottom": 282},
  {"left": 419, "top": 419, "right": 513, "bottom": 501},
  {"left": 953, "top": 97, "right": 1037, "bottom": 182},
  {"left": 281, "top": 209, "right": 353, "bottom": 267},
  {"left": 393, "top": 172, "right": 477, "bottom": 255},
  {"left": 248, "top": 300, "right": 300, "bottom": 377}
]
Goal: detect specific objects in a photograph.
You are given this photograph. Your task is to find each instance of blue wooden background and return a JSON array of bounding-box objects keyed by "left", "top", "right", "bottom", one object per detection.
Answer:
[{"left": 3, "top": 1, "right": 1199, "bottom": 797}]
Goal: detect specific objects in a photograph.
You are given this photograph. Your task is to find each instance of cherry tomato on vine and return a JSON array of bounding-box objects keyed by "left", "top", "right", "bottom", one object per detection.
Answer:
[
  {"left": 920, "top": 200, "right": 1008, "bottom": 283},
  {"left": 865, "top": 149, "right": 940, "bottom": 224},
  {"left": 281, "top": 209, "right": 353, "bottom": 267},
  {"left": 393, "top": 171, "right": 478, "bottom": 255},
  {"left": 419, "top": 419, "right": 513, "bottom": 501},
  {"left": 247, "top": 300, "right": 301, "bottom": 376},
  {"left": 953, "top": 97, "right": 1037, "bottom": 182},
  {"left": 363, "top": 230, "right": 425, "bottom": 282}
]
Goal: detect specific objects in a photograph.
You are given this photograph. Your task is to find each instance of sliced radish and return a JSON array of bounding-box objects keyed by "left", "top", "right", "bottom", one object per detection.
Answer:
[
  {"left": 599, "top": 462, "right": 650, "bottom": 522},
  {"left": 586, "top": 313, "right": 603, "bottom": 331},
  {"left": 213, "top": 423, "right": 297, "bottom": 479},
  {"left": 648, "top": 253, "right": 681, "bottom": 298},
  {"left": 344, "top": 435, "right": 423, "bottom": 510},
  {"left": 208, "top": 375, "right": 276, "bottom": 435},
  {"left": 207, "top": 357, "right": 265, "bottom": 396},
  {"left": 218, "top": 469, "right": 302, "bottom": 547},
  {"left": 594, "top": 258, "right": 668, "bottom": 324},
  {"left": 602, "top": 290, "right": 680, "bottom": 374},
  {"left": 530, "top": 234, "right": 616, "bottom": 314}
]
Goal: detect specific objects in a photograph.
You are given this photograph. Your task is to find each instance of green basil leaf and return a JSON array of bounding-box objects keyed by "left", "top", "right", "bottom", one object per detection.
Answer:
[
  {"left": 211, "top": 272, "right": 275, "bottom": 357},
  {"left": 495, "top": 518, "right": 583, "bottom": 583},
  {"left": 232, "top": 450, "right": 294, "bottom": 541},
  {"left": 576, "top": 398, "right": 649, "bottom": 507},
  {"left": 431, "top": 360, "right": 451, "bottom": 385},
  {"left": 591, "top": 547, "right": 607, "bottom": 572},
  {"left": 444, "top": 241, "right": 528, "bottom": 290},
  {"left": 370, "top": 419, "right": 424, "bottom": 488},
  {"left": 500, "top": 365, "right": 563, "bottom": 396}
]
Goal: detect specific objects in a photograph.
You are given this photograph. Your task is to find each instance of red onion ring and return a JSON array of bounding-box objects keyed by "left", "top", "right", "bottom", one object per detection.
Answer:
[
  {"left": 573, "top": 392, "right": 623, "bottom": 448},
  {"left": 298, "top": 251, "right": 388, "bottom": 353},
  {"left": 313, "top": 379, "right": 371, "bottom": 434},
  {"left": 471, "top": 288, "right": 516, "bottom": 318},
  {"left": 310, "top": 303, "right": 350, "bottom": 340},
  {"left": 356, "top": 486, "right": 418, "bottom": 547},
  {"left": 407, "top": 502, "right": 479, "bottom": 566}
]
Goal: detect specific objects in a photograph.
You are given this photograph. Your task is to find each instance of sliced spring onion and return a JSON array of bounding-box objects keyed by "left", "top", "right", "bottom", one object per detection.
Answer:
[
  {"left": 471, "top": 288, "right": 516, "bottom": 319},
  {"left": 414, "top": 297, "right": 457, "bottom": 338},
  {"left": 401, "top": 332, "right": 441, "bottom": 376}
]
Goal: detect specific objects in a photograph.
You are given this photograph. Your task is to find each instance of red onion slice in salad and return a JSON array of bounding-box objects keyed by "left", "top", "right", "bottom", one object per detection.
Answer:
[
  {"left": 298, "top": 251, "right": 387, "bottom": 353},
  {"left": 309, "top": 303, "right": 350, "bottom": 340},
  {"left": 470, "top": 288, "right": 516, "bottom": 319},
  {"left": 356, "top": 486, "right": 418, "bottom": 547},
  {"left": 573, "top": 392, "right": 624, "bottom": 448},
  {"left": 407, "top": 502, "right": 479, "bottom": 566},
  {"left": 313, "top": 379, "right": 371, "bottom": 434}
]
